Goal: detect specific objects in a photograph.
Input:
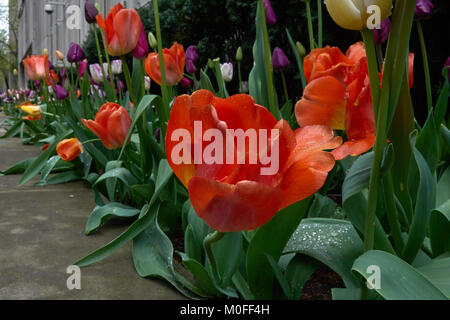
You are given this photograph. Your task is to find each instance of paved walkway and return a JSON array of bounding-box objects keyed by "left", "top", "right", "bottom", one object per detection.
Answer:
[{"left": 0, "top": 117, "right": 183, "bottom": 300}]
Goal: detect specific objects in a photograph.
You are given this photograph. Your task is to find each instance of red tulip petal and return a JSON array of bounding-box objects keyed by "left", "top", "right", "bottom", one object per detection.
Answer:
[
  {"left": 82, "top": 119, "right": 114, "bottom": 149},
  {"left": 188, "top": 177, "right": 284, "bottom": 232},
  {"left": 295, "top": 76, "right": 347, "bottom": 130},
  {"left": 279, "top": 150, "right": 336, "bottom": 209},
  {"left": 106, "top": 109, "right": 131, "bottom": 149},
  {"left": 331, "top": 134, "right": 376, "bottom": 160},
  {"left": 303, "top": 46, "right": 353, "bottom": 83},
  {"left": 408, "top": 53, "right": 414, "bottom": 89},
  {"left": 112, "top": 9, "right": 142, "bottom": 56}
]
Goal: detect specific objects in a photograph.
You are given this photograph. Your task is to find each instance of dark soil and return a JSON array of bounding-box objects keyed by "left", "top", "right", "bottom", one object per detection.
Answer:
[{"left": 301, "top": 266, "right": 345, "bottom": 300}]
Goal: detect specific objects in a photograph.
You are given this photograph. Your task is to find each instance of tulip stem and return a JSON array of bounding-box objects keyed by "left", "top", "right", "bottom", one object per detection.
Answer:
[
  {"left": 237, "top": 61, "right": 243, "bottom": 93},
  {"left": 361, "top": 29, "right": 380, "bottom": 122},
  {"left": 81, "top": 138, "right": 101, "bottom": 145},
  {"left": 416, "top": 21, "right": 433, "bottom": 111},
  {"left": 92, "top": 24, "right": 112, "bottom": 101},
  {"left": 280, "top": 70, "right": 290, "bottom": 104},
  {"left": 153, "top": 0, "right": 170, "bottom": 140},
  {"left": 317, "top": 0, "right": 323, "bottom": 48},
  {"left": 305, "top": 0, "right": 315, "bottom": 51},
  {"left": 121, "top": 57, "right": 135, "bottom": 105},
  {"left": 258, "top": 0, "right": 277, "bottom": 118},
  {"left": 204, "top": 231, "right": 225, "bottom": 276}
]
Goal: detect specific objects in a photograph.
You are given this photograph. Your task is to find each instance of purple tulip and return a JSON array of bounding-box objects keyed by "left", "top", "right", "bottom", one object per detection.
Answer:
[
  {"left": 85, "top": 1, "right": 99, "bottom": 24},
  {"left": 49, "top": 60, "right": 55, "bottom": 70},
  {"left": 272, "top": 47, "right": 290, "bottom": 71},
  {"left": 67, "top": 42, "right": 86, "bottom": 63},
  {"left": 444, "top": 57, "right": 450, "bottom": 78},
  {"left": 155, "top": 128, "right": 161, "bottom": 142},
  {"left": 186, "top": 46, "right": 199, "bottom": 63},
  {"left": 373, "top": 18, "right": 391, "bottom": 45},
  {"left": 34, "top": 80, "right": 41, "bottom": 90},
  {"left": 79, "top": 60, "right": 88, "bottom": 77},
  {"left": 118, "top": 80, "right": 125, "bottom": 91},
  {"left": 60, "top": 68, "right": 67, "bottom": 79},
  {"left": 263, "top": 0, "right": 277, "bottom": 25},
  {"left": 132, "top": 23, "right": 149, "bottom": 59},
  {"left": 186, "top": 59, "right": 197, "bottom": 74},
  {"left": 53, "top": 84, "right": 68, "bottom": 100},
  {"left": 415, "top": 0, "right": 434, "bottom": 20},
  {"left": 180, "top": 77, "right": 192, "bottom": 88}
]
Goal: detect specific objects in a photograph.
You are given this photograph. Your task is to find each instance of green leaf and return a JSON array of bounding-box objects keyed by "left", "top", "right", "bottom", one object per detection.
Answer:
[
  {"left": 75, "top": 204, "right": 157, "bottom": 267},
  {"left": 85, "top": 202, "right": 140, "bottom": 235},
  {"left": 285, "top": 255, "right": 320, "bottom": 300},
  {"left": 441, "top": 124, "right": 450, "bottom": 151},
  {"left": 284, "top": 218, "right": 363, "bottom": 288},
  {"left": 417, "top": 256, "right": 450, "bottom": 298},
  {"left": 132, "top": 205, "right": 200, "bottom": 299},
  {"left": 212, "top": 232, "right": 243, "bottom": 286},
  {"left": 231, "top": 271, "right": 255, "bottom": 300},
  {"left": 19, "top": 129, "right": 73, "bottom": 185},
  {"left": 286, "top": 28, "right": 306, "bottom": 90},
  {"left": 246, "top": 198, "right": 311, "bottom": 299},
  {"left": 352, "top": 250, "right": 446, "bottom": 300},
  {"left": 0, "top": 119, "right": 23, "bottom": 139},
  {"left": 308, "top": 193, "right": 338, "bottom": 219},
  {"left": 178, "top": 252, "right": 220, "bottom": 297},
  {"left": 149, "top": 159, "right": 173, "bottom": 207},
  {"left": 199, "top": 70, "right": 217, "bottom": 94},
  {"left": 39, "top": 155, "right": 62, "bottom": 184},
  {"left": 265, "top": 254, "right": 292, "bottom": 299},
  {"left": 429, "top": 200, "right": 450, "bottom": 257},
  {"left": 38, "top": 171, "right": 81, "bottom": 185},
  {"left": 94, "top": 167, "right": 138, "bottom": 188},
  {"left": 0, "top": 157, "right": 37, "bottom": 175},
  {"left": 402, "top": 139, "right": 436, "bottom": 263}
]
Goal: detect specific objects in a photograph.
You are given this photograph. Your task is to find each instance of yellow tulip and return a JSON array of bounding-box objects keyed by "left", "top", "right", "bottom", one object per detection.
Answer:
[
  {"left": 20, "top": 103, "right": 41, "bottom": 117},
  {"left": 324, "top": 0, "right": 392, "bottom": 31}
]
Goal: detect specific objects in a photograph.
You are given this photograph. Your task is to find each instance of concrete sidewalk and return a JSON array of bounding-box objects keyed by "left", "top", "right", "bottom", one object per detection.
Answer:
[{"left": 0, "top": 119, "right": 183, "bottom": 300}]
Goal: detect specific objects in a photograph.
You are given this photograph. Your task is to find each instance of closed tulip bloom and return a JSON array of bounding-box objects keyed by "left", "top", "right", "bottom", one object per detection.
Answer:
[
  {"left": 263, "top": 0, "right": 277, "bottom": 25},
  {"left": 84, "top": 0, "right": 99, "bottom": 24},
  {"left": 220, "top": 62, "right": 233, "bottom": 82},
  {"left": 57, "top": 138, "right": 83, "bottom": 162},
  {"left": 89, "top": 63, "right": 105, "bottom": 83},
  {"left": 19, "top": 102, "right": 41, "bottom": 117},
  {"left": 96, "top": 3, "right": 143, "bottom": 56},
  {"left": 272, "top": 47, "right": 290, "bottom": 71},
  {"left": 82, "top": 102, "right": 132, "bottom": 150},
  {"left": 67, "top": 42, "right": 86, "bottom": 63},
  {"left": 54, "top": 84, "right": 68, "bottom": 100},
  {"left": 186, "top": 46, "right": 199, "bottom": 63},
  {"left": 55, "top": 50, "right": 65, "bottom": 61},
  {"left": 148, "top": 32, "right": 157, "bottom": 49},
  {"left": 166, "top": 90, "right": 341, "bottom": 232},
  {"left": 180, "top": 77, "right": 192, "bottom": 88},
  {"left": 110, "top": 60, "right": 123, "bottom": 75},
  {"left": 324, "top": 0, "right": 393, "bottom": 30},
  {"left": 79, "top": 59, "right": 88, "bottom": 77},
  {"left": 373, "top": 18, "right": 391, "bottom": 45},
  {"left": 186, "top": 59, "right": 197, "bottom": 74},
  {"left": 145, "top": 42, "right": 185, "bottom": 86},
  {"left": 60, "top": 68, "right": 67, "bottom": 79},
  {"left": 132, "top": 22, "right": 149, "bottom": 59},
  {"left": 45, "top": 70, "right": 59, "bottom": 86},
  {"left": 23, "top": 55, "right": 50, "bottom": 80},
  {"left": 144, "top": 76, "right": 151, "bottom": 90},
  {"left": 415, "top": 0, "right": 434, "bottom": 20}
]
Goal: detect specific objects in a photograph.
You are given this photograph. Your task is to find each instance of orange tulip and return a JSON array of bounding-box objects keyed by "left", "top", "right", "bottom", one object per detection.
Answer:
[
  {"left": 145, "top": 42, "right": 185, "bottom": 86},
  {"left": 57, "top": 138, "right": 83, "bottom": 162},
  {"left": 23, "top": 55, "right": 50, "bottom": 80},
  {"left": 96, "top": 3, "right": 142, "bottom": 56},
  {"left": 82, "top": 102, "right": 131, "bottom": 150},
  {"left": 23, "top": 114, "right": 42, "bottom": 122},
  {"left": 166, "top": 90, "right": 341, "bottom": 232}
]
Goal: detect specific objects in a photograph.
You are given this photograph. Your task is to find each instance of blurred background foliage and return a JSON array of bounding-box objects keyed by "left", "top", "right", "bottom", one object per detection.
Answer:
[{"left": 83, "top": 0, "right": 450, "bottom": 124}]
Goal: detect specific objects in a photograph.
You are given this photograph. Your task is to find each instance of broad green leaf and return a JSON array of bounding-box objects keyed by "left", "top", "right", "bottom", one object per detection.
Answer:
[
  {"left": 246, "top": 198, "right": 311, "bottom": 299},
  {"left": 231, "top": 271, "right": 255, "bottom": 300},
  {"left": 199, "top": 70, "right": 217, "bottom": 94},
  {"left": 19, "top": 129, "right": 73, "bottom": 185},
  {"left": 402, "top": 142, "right": 436, "bottom": 263},
  {"left": 417, "top": 256, "right": 450, "bottom": 298},
  {"left": 352, "top": 250, "right": 446, "bottom": 300},
  {"left": 265, "top": 254, "right": 292, "bottom": 299},
  {"left": 94, "top": 167, "right": 138, "bottom": 188},
  {"left": 0, "top": 119, "right": 23, "bottom": 139},
  {"left": 286, "top": 28, "right": 306, "bottom": 90},
  {"left": 149, "top": 159, "right": 173, "bottom": 207},
  {"left": 39, "top": 155, "right": 62, "bottom": 184},
  {"left": 38, "top": 171, "right": 80, "bottom": 185},
  {"left": 285, "top": 255, "right": 320, "bottom": 300},
  {"left": 212, "top": 232, "right": 243, "bottom": 286},
  {"left": 429, "top": 200, "right": 450, "bottom": 257},
  {"left": 85, "top": 202, "right": 140, "bottom": 235},
  {"left": 75, "top": 204, "right": 157, "bottom": 267},
  {"left": 132, "top": 205, "right": 200, "bottom": 299},
  {"left": 308, "top": 193, "right": 339, "bottom": 219},
  {"left": 284, "top": 218, "right": 363, "bottom": 288},
  {"left": 0, "top": 157, "right": 37, "bottom": 175}
]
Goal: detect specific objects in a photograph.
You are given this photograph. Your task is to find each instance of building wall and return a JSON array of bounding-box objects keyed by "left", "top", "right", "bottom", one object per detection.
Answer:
[{"left": 17, "top": 0, "right": 150, "bottom": 88}]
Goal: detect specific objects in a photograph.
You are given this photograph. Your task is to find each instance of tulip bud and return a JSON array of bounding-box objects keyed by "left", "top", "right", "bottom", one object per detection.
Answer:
[
  {"left": 148, "top": 32, "right": 157, "bottom": 49},
  {"left": 324, "top": 0, "right": 393, "bottom": 31},
  {"left": 186, "top": 59, "right": 197, "bottom": 74},
  {"left": 43, "top": 48, "right": 49, "bottom": 56},
  {"left": 57, "top": 138, "right": 83, "bottom": 162},
  {"left": 186, "top": 46, "right": 199, "bottom": 63},
  {"left": 220, "top": 62, "right": 233, "bottom": 82},
  {"left": 296, "top": 41, "right": 306, "bottom": 58},
  {"left": 85, "top": 1, "right": 99, "bottom": 24},
  {"left": 263, "top": 0, "right": 277, "bottom": 26},
  {"left": 94, "top": 3, "right": 101, "bottom": 12},
  {"left": 272, "top": 47, "right": 290, "bottom": 71},
  {"left": 144, "top": 76, "right": 151, "bottom": 90},
  {"left": 55, "top": 50, "right": 65, "bottom": 61},
  {"left": 415, "top": 0, "right": 434, "bottom": 20},
  {"left": 236, "top": 47, "right": 243, "bottom": 62},
  {"left": 180, "top": 77, "right": 192, "bottom": 88},
  {"left": 53, "top": 84, "right": 69, "bottom": 100},
  {"left": 67, "top": 42, "right": 86, "bottom": 63},
  {"left": 208, "top": 58, "right": 215, "bottom": 69},
  {"left": 79, "top": 59, "right": 88, "bottom": 77},
  {"left": 13, "top": 69, "right": 18, "bottom": 76}
]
